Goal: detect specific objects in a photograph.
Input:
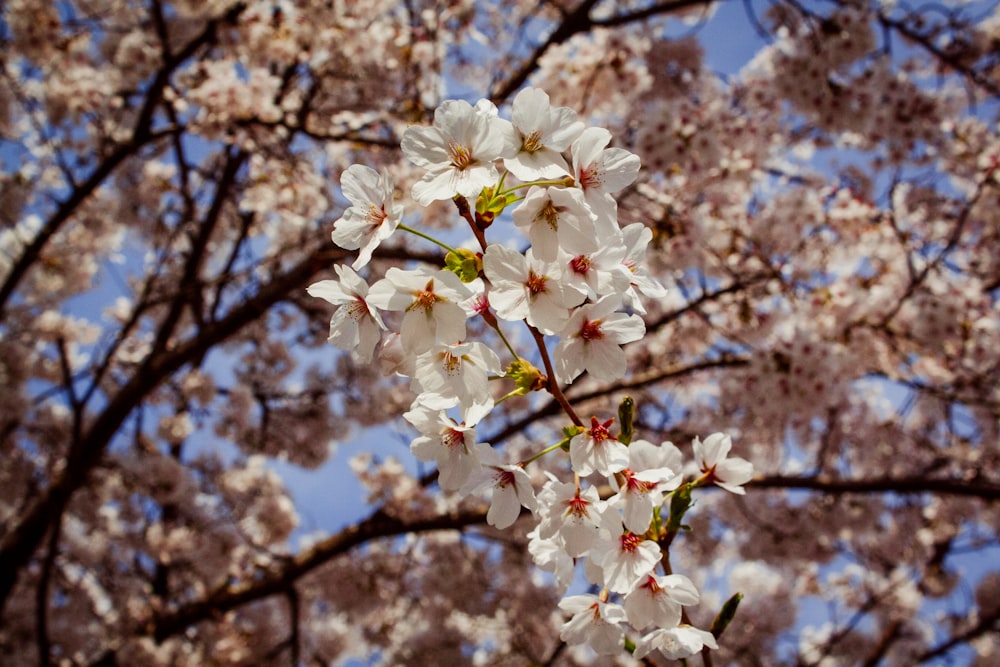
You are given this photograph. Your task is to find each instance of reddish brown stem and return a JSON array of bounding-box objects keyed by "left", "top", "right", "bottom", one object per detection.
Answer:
[{"left": 528, "top": 325, "right": 583, "bottom": 427}]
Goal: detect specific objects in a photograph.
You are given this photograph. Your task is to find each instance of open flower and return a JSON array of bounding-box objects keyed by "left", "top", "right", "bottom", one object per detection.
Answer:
[
  {"left": 483, "top": 243, "right": 584, "bottom": 334},
  {"left": 367, "top": 267, "right": 473, "bottom": 355},
  {"left": 560, "top": 235, "right": 632, "bottom": 302},
  {"left": 511, "top": 186, "right": 598, "bottom": 262},
  {"left": 610, "top": 439, "right": 682, "bottom": 534},
  {"left": 306, "top": 264, "right": 386, "bottom": 363},
  {"left": 634, "top": 625, "right": 718, "bottom": 660},
  {"left": 527, "top": 527, "right": 574, "bottom": 592},
  {"left": 570, "top": 126, "right": 641, "bottom": 234},
  {"left": 624, "top": 573, "right": 700, "bottom": 630},
  {"left": 331, "top": 165, "right": 403, "bottom": 269},
  {"left": 401, "top": 98, "right": 505, "bottom": 205},
  {"left": 571, "top": 416, "right": 629, "bottom": 477},
  {"left": 403, "top": 403, "right": 483, "bottom": 492},
  {"left": 619, "top": 222, "right": 667, "bottom": 315},
  {"left": 536, "top": 477, "right": 603, "bottom": 557},
  {"left": 461, "top": 442, "right": 537, "bottom": 529},
  {"left": 411, "top": 341, "right": 501, "bottom": 420},
  {"left": 500, "top": 87, "right": 584, "bottom": 181},
  {"left": 693, "top": 432, "right": 754, "bottom": 494},
  {"left": 554, "top": 295, "right": 645, "bottom": 384},
  {"left": 588, "top": 516, "right": 661, "bottom": 594},
  {"left": 559, "top": 594, "right": 628, "bottom": 656}
]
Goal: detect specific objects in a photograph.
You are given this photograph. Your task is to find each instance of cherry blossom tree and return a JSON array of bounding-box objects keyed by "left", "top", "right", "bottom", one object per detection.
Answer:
[{"left": 1, "top": 1, "right": 999, "bottom": 665}]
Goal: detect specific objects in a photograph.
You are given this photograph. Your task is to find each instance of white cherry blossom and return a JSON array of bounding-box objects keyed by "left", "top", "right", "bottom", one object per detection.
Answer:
[
  {"left": 330, "top": 165, "right": 403, "bottom": 270},
  {"left": 401, "top": 98, "right": 505, "bottom": 205},
  {"left": 527, "top": 527, "right": 574, "bottom": 592},
  {"left": 693, "top": 432, "right": 755, "bottom": 494},
  {"left": 482, "top": 243, "right": 584, "bottom": 334},
  {"left": 560, "top": 238, "right": 632, "bottom": 301},
  {"left": 554, "top": 295, "right": 645, "bottom": 384},
  {"left": 499, "top": 87, "right": 584, "bottom": 181},
  {"left": 634, "top": 624, "right": 719, "bottom": 660},
  {"left": 306, "top": 264, "right": 386, "bottom": 363},
  {"left": 536, "top": 477, "right": 603, "bottom": 557},
  {"left": 558, "top": 594, "right": 628, "bottom": 656},
  {"left": 588, "top": 512, "right": 662, "bottom": 594},
  {"left": 511, "top": 186, "right": 598, "bottom": 262},
  {"left": 366, "top": 267, "right": 473, "bottom": 355},
  {"left": 619, "top": 222, "right": 667, "bottom": 315},
  {"left": 403, "top": 403, "right": 482, "bottom": 492},
  {"left": 623, "top": 572, "right": 700, "bottom": 630},
  {"left": 461, "top": 442, "right": 537, "bottom": 530},
  {"left": 570, "top": 416, "right": 629, "bottom": 477},
  {"left": 570, "top": 126, "right": 641, "bottom": 234},
  {"left": 411, "top": 340, "right": 501, "bottom": 420},
  {"left": 610, "top": 438, "right": 682, "bottom": 534}
]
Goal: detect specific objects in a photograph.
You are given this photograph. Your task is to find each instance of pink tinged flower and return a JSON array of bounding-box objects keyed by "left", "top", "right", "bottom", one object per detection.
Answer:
[
  {"left": 612, "top": 439, "right": 683, "bottom": 534},
  {"left": 619, "top": 222, "right": 667, "bottom": 315},
  {"left": 500, "top": 87, "right": 584, "bottom": 181},
  {"left": 458, "top": 277, "right": 489, "bottom": 317},
  {"left": 624, "top": 573, "right": 700, "bottom": 630},
  {"left": 693, "top": 432, "right": 754, "bottom": 494},
  {"left": 558, "top": 594, "right": 628, "bottom": 656},
  {"left": 561, "top": 235, "right": 631, "bottom": 301},
  {"left": 589, "top": 526, "right": 661, "bottom": 594},
  {"left": 461, "top": 443, "right": 537, "bottom": 529},
  {"left": 411, "top": 341, "right": 501, "bottom": 420},
  {"left": 537, "top": 479, "right": 603, "bottom": 557},
  {"left": 366, "top": 268, "right": 472, "bottom": 355},
  {"left": 554, "top": 295, "right": 645, "bottom": 385},
  {"left": 570, "top": 126, "right": 641, "bottom": 234},
  {"left": 331, "top": 165, "right": 403, "bottom": 270},
  {"left": 538, "top": 479, "right": 604, "bottom": 558},
  {"left": 402, "top": 403, "right": 481, "bottom": 492},
  {"left": 511, "top": 186, "right": 598, "bottom": 262},
  {"left": 306, "top": 264, "right": 386, "bottom": 363},
  {"left": 633, "top": 625, "right": 718, "bottom": 660},
  {"left": 483, "top": 244, "right": 584, "bottom": 335},
  {"left": 401, "top": 98, "right": 505, "bottom": 205},
  {"left": 570, "top": 416, "right": 630, "bottom": 477}
]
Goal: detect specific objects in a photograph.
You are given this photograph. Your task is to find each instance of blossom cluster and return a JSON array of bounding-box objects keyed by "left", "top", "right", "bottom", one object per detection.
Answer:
[{"left": 308, "top": 87, "right": 754, "bottom": 660}]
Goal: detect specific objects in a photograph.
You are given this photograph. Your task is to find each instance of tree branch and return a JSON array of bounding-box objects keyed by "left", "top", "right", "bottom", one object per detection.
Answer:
[
  {"left": 0, "top": 3, "right": 247, "bottom": 316},
  {"left": 0, "top": 242, "right": 337, "bottom": 612},
  {"left": 148, "top": 506, "right": 488, "bottom": 642},
  {"left": 748, "top": 474, "right": 1000, "bottom": 500}
]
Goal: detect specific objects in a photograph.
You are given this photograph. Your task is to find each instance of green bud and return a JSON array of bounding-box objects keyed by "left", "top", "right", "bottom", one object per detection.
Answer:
[
  {"left": 475, "top": 184, "right": 511, "bottom": 221},
  {"left": 666, "top": 483, "right": 693, "bottom": 532},
  {"left": 475, "top": 187, "right": 494, "bottom": 215},
  {"left": 617, "top": 396, "right": 635, "bottom": 445},
  {"left": 444, "top": 248, "right": 482, "bottom": 282},
  {"left": 710, "top": 592, "right": 743, "bottom": 638},
  {"left": 506, "top": 359, "right": 546, "bottom": 394}
]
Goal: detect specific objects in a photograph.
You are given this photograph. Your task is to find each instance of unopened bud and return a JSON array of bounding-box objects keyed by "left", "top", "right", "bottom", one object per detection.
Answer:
[
  {"left": 710, "top": 592, "right": 743, "bottom": 638},
  {"left": 444, "top": 248, "right": 482, "bottom": 282},
  {"left": 506, "top": 359, "right": 546, "bottom": 395},
  {"left": 617, "top": 396, "right": 635, "bottom": 444}
]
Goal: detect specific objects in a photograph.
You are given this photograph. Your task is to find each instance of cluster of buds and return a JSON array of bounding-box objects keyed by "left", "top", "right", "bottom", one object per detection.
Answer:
[{"left": 308, "top": 87, "right": 753, "bottom": 660}]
